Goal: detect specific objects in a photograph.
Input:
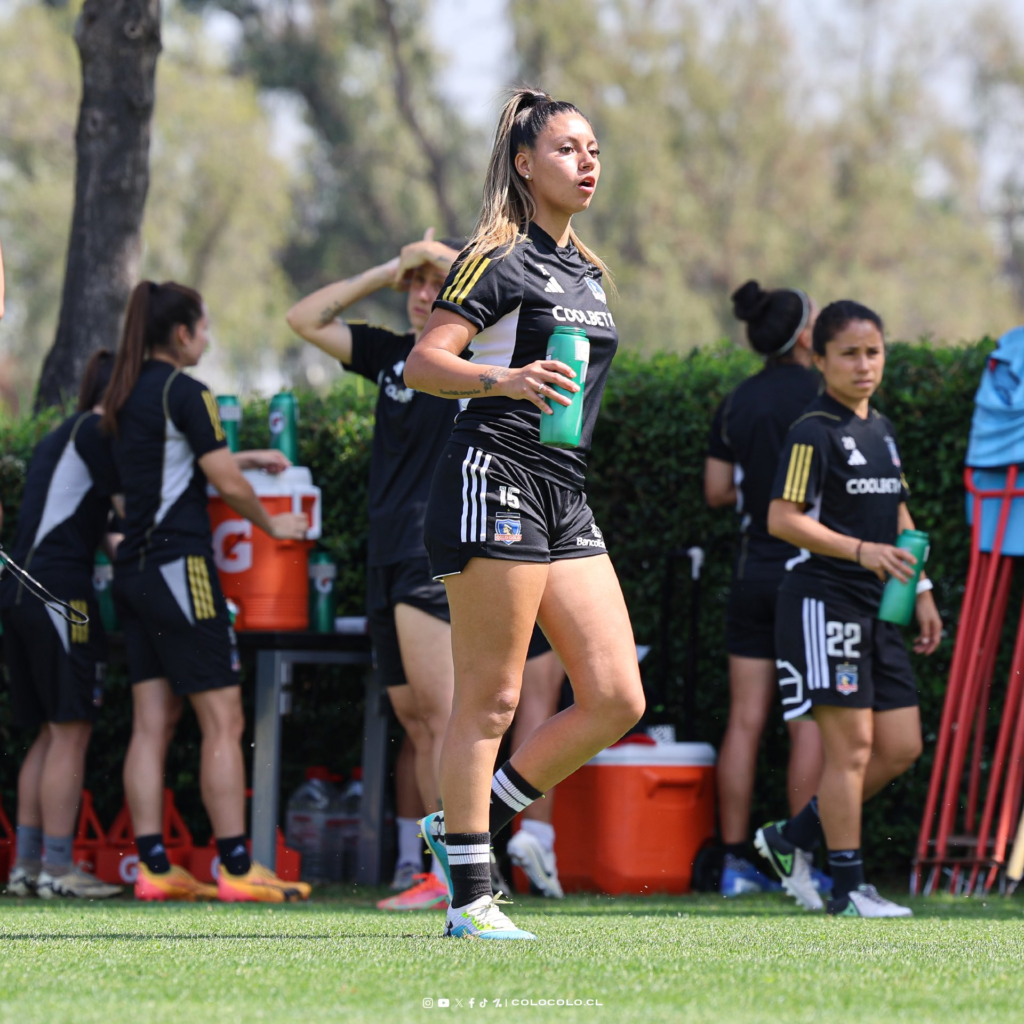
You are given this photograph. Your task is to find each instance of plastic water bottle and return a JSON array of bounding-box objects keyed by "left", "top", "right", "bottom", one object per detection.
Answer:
[
  {"left": 338, "top": 769, "right": 363, "bottom": 882},
  {"left": 877, "top": 529, "right": 930, "bottom": 626},
  {"left": 539, "top": 326, "right": 589, "bottom": 449},
  {"left": 285, "top": 766, "right": 340, "bottom": 882}
]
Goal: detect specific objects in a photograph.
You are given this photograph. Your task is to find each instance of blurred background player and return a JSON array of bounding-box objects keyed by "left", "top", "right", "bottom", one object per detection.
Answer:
[
  {"left": 287, "top": 230, "right": 462, "bottom": 911},
  {"left": 756, "top": 300, "right": 942, "bottom": 917},
  {"left": 705, "top": 280, "right": 827, "bottom": 897},
  {"left": 104, "top": 281, "right": 310, "bottom": 903},
  {"left": 3, "top": 351, "right": 122, "bottom": 899},
  {"left": 407, "top": 88, "right": 646, "bottom": 941},
  {"left": 502, "top": 628, "right": 566, "bottom": 898}
]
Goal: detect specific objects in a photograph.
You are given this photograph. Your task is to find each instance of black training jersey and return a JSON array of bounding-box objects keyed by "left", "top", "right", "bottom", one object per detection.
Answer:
[
  {"left": 1, "top": 412, "right": 119, "bottom": 602},
  {"left": 771, "top": 392, "right": 909, "bottom": 611},
  {"left": 708, "top": 363, "right": 820, "bottom": 581},
  {"left": 345, "top": 323, "right": 458, "bottom": 565},
  {"left": 113, "top": 360, "right": 228, "bottom": 572},
  {"left": 433, "top": 222, "right": 618, "bottom": 491}
]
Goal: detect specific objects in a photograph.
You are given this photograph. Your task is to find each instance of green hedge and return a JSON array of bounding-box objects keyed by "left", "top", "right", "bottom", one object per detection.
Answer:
[{"left": 0, "top": 340, "right": 996, "bottom": 874}]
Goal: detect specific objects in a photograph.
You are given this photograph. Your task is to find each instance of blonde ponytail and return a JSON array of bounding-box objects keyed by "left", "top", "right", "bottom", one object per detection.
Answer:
[{"left": 463, "top": 87, "right": 611, "bottom": 283}]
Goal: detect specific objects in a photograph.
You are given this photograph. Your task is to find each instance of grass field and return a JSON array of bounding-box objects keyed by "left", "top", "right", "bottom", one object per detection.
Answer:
[{"left": 3, "top": 889, "right": 1024, "bottom": 1024}]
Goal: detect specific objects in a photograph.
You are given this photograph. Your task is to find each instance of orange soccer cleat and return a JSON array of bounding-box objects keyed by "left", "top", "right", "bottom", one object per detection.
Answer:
[
  {"left": 217, "top": 862, "right": 312, "bottom": 903},
  {"left": 135, "top": 864, "right": 218, "bottom": 902},
  {"left": 376, "top": 872, "right": 449, "bottom": 912}
]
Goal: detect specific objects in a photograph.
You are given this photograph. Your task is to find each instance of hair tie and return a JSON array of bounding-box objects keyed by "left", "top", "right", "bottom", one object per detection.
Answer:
[{"left": 769, "top": 290, "right": 810, "bottom": 357}]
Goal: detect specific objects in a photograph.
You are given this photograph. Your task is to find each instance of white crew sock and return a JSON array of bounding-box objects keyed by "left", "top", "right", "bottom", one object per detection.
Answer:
[
  {"left": 396, "top": 817, "right": 423, "bottom": 869},
  {"left": 431, "top": 853, "right": 446, "bottom": 881},
  {"left": 520, "top": 819, "right": 555, "bottom": 852}
]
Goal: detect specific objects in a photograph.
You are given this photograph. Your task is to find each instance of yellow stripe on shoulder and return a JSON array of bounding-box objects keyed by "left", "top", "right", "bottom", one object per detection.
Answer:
[
  {"left": 442, "top": 256, "right": 480, "bottom": 303},
  {"left": 454, "top": 257, "right": 492, "bottom": 306},
  {"left": 794, "top": 444, "right": 813, "bottom": 503},
  {"left": 202, "top": 391, "right": 226, "bottom": 443}
]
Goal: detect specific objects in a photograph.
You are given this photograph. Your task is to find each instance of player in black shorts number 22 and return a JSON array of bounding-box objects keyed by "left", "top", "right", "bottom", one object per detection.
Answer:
[
  {"left": 754, "top": 301, "right": 943, "bottom": 918},
  {"left": 405, "top": 88, "right": 646, "bottom": 940}
]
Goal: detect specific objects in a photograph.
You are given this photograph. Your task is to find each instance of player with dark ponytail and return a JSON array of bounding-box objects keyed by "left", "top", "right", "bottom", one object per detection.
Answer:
[
  {"left": 405, "top": 88, "right": 645, "bottom": 940},
  {"left": 3, "top": 350, "right": 122, "bottom": 899},
  {"left": 705, "top": 280, "right": 827, "bottom": 897},
  {"left": 108, "top": 281, "right": 310, "bottom": 903}
]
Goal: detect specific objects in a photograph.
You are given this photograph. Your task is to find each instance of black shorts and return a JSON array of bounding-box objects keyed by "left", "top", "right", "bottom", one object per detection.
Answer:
[
  {"left": 367, "top": 557, "right": 450, "bottom": 689},
  {"left": 113, "top": 555, "right": 240, "bottom": 696},
  {"left": 774, "top": 590, "right": 917, "bottom": 722},
  {"left": 2, "top": 590, "right": 107, "bottom": 728},
  {"left": 726, "top": 579, "right": 780, "bottom": 659},
  {"left": 424, "top": 441, "right": 607, "bottom": 579}
]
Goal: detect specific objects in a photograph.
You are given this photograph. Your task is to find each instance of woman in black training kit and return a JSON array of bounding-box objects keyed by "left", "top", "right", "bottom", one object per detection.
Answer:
[
  {"left": 105, "top": 281, "right": 310, "bottom": 903},
  {"left": 4, "top": 351, "right": 123, "bottom": 900},
  {"left": 755, "top": 301, "right": 942, "bottom": 917},
  {"left": 406, "top": 88, "right": 645, "bottom": 940},
  {"left": 705, "top": 281, "right": 826, "bottom": 898}
]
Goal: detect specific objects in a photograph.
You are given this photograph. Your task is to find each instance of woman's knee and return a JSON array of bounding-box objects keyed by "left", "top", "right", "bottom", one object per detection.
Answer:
[{"left": 453, "top": 685, "right": 520, "bottom": 739}]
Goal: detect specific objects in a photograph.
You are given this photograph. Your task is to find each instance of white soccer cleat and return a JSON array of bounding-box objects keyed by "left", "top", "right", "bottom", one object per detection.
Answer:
[
  {"left": 37, "top": 866, "right": 123, "bottom": 900},
  {"left": 444, "top": 891, "right": 536, "bottom": 940},
  {"left": 507, "top": 829, "right": 564, "bottom": 899},
  {"left": 828, "top": 884, "right": 913, "bottom": 918},
  {"left": 7, "top": 862, "right": 40, "bottom": 897}
]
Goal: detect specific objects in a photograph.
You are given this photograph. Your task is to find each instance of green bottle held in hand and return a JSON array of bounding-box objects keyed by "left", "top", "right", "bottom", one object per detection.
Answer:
[
  {"left": 877, "top": 529, "right": 930, "bottom": 626},
  {"left": 539, "top": 325, "right": 589, "bottom": 450}
]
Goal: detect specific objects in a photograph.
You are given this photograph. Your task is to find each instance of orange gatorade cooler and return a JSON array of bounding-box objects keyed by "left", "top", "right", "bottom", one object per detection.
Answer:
[
  {"left": 552, "top": 740, "right": 716, "bottom": 895},
  {"left": 208, "top": 467, "right": 322, "bottom": 631}
]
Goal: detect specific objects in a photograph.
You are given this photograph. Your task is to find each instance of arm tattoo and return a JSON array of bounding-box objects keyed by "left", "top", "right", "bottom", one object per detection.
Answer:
[
  {"left": 317, "top": 301, "right": 346, "bottom": 328},
  {"left": 479, "top": 368, "right": 509, "bottom": 392},
  {"left": 439, "top": 388, "right": 479, "bottom": 397}
]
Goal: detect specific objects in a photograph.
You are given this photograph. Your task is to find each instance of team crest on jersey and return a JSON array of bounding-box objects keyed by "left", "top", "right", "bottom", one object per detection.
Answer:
[
  {"left": 836, "top": 663, "right": 859, "bottom": 696},
  {"left": 884, "top": 436, "right": 901, "bottom": 467},
  {"left": 585, "top": 277, "right": 607, "bottom": 304},
  {"left": 494, "top": 516, "right": 523, "bottom": 545}
]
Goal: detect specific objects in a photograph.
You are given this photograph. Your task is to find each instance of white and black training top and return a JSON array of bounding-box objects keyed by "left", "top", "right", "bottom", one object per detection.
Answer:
[
  {"left": 0, "top": 411, "right": 119, "bottom": 601},
  {"left": 113, "top": 360, "right": 228, "bottom": 573},
  {"left": 432, "top": 222, "right": 618, "bottom": 491},
  {"left": 770, "top": 391, "right": 910, "bottom": 612}
]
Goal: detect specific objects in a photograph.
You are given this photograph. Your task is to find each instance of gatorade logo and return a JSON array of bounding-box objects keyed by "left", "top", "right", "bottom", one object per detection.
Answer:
[
  {"left": 213, "top": 520, "right": 253, "bottom": 573},
  {"left": 119, "top": 854, "right": 140, "bottom": 884},
  {"left": 845, "top": 478, "right": 902, "bottom": 495},
  {"left": 269, "top": 411, "right": 286, "bottom": 436}
]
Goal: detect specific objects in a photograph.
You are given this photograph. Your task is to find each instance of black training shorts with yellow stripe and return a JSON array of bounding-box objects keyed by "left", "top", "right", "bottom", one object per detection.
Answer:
[{"left": 113, "top": 554, "right": 241, "bottom": 694}]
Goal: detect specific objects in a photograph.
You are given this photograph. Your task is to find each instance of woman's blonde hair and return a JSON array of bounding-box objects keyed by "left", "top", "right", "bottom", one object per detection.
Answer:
[{"left": 463, "top": 87, "right": 610, "bottom": 280}]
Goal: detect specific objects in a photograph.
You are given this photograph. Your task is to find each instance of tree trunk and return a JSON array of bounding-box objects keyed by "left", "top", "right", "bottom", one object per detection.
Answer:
[{"left": 35, "top": 0, "right": 161, "bottom": 411}]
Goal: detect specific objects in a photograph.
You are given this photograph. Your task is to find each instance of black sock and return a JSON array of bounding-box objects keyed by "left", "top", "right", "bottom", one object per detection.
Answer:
[
  {"left": 447, "top": 831, "right": 492, "bottom": 909},
  {"left": 828, "top": 849, "right": 864, "bottom": 898},
  {"left": 723, "top": 842, "right": 749, "bottom": 862},
  {"left": 136, "top": 834, "right": 171, "bottom": 874},
  {"left": 781, "top": 796, "right": 823, "bottom": 851},
  {"left": 216, "top": 835, "right": 252, "bottom": 877},
  {"left": 489, "top": 761, "right": 544, "bottom": 838}
]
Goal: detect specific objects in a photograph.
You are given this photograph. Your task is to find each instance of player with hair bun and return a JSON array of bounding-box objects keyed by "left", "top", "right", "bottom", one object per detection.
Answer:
[{"left": 706, "top": 280, "right": 828, "bottom": 898}]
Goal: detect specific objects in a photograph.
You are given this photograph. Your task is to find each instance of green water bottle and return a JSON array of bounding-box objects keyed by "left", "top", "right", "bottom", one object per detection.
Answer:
[
  {"left": 92, "top": 552, "right": 119, "bottom": 632},
  {"left": 217, "top": 395, "right": 241, "bottom": 453},
  {"left": 309, "top": 551, "right": 337, "bottom": 634},
  {"left": 269, "top": 392, "right": 299, "bottom": 463},
  {"left": 877, "top": 529, "right": 930, "bottom": 625},
  {"left": 539, "top": 325, "right": 590, "bottom": 450}
]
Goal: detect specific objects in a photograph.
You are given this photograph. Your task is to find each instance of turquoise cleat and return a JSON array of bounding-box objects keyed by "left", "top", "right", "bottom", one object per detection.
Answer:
[{"left": 419, "top": 810, "right": 451, "bottom": 901}]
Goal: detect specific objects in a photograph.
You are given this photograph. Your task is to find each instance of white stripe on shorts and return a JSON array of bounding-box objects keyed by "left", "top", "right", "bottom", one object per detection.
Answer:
[
  {"left": 478, "top": 452, "right": 491, "bottom": 543},
  {"left": 815, "top": 599, "right": 829, "bottom": 689},
  {"left": 802, "top": 598, "right": 817, "bottom": 691},
  {"left": 460, "top": 446, "right": 475, "bottom": 543}
]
